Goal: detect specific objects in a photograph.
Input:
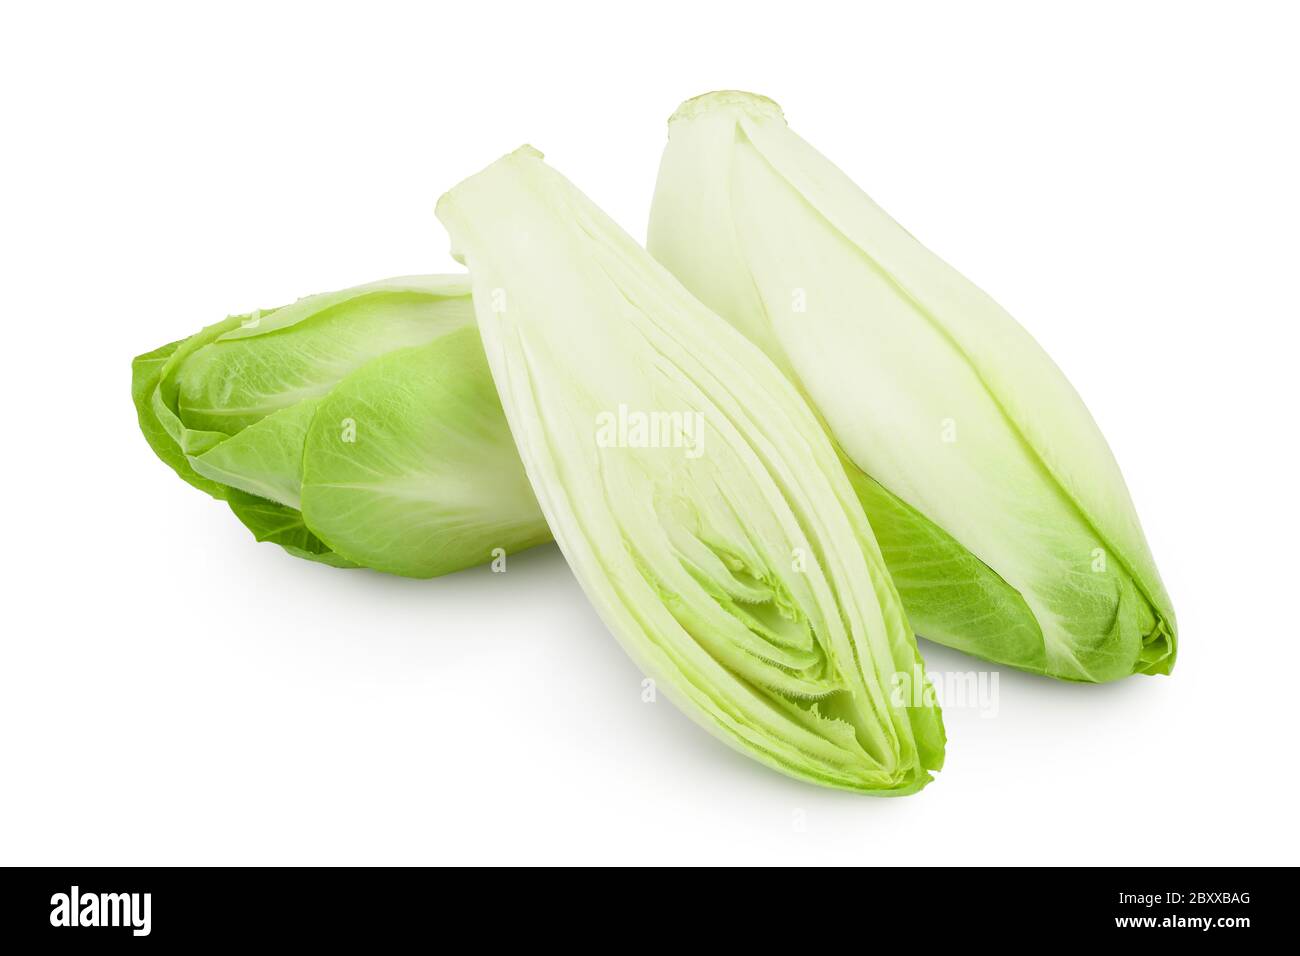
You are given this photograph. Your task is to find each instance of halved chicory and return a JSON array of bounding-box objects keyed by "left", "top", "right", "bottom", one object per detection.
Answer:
[{"left": 436, "top": 147, "right": 944, "bottom": 793}]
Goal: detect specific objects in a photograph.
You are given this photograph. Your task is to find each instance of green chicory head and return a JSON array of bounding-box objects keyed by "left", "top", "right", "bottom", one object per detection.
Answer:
[{"left": 131, "top": 276, "right": 548, "bottom": 575}]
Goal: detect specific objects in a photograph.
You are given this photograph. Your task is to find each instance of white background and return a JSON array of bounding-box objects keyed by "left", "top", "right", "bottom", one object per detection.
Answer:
[{"left": 2, "top": 1, "right": 1297, "bottom": 866}]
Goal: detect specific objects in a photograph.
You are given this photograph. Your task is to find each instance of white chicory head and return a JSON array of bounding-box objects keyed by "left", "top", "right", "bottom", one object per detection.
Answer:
[{"left": 648, "top": 91, "right": 1175, "bottom": 682}]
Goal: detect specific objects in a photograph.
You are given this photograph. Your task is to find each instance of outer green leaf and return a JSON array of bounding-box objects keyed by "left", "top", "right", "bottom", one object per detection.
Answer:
[
  {"left": 192, "top": 398, "right": 320, "bottom": 508},
  {"left": 300, "top": 330, "right": 549, "bottom": 578},
  {"left": 225, "top": 490, "right": 359, "bottom": 569},
  {"left": 840, "top": 459, "right": 1045, "bottom": 671}
]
